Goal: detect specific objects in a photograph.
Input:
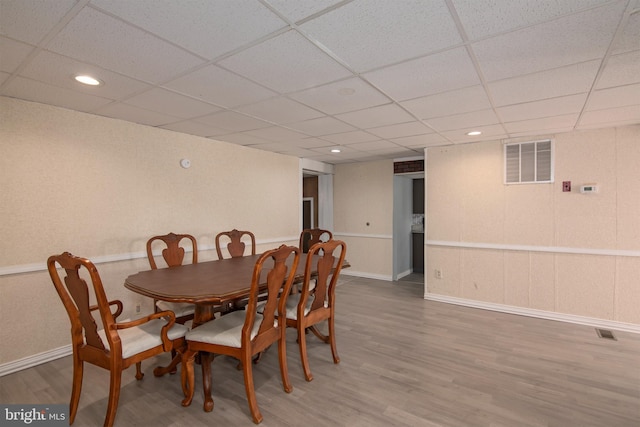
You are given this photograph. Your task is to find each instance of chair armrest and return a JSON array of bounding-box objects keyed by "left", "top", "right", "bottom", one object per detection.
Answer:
[
  {"left": 114, "top": 310, "right": 177, "bottom": 352},
  {"left": 89, "top": 300, "right": 124, "bottom": 319}
]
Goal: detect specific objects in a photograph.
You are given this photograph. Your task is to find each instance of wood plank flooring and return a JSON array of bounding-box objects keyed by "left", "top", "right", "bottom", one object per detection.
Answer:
[{"left": 2, "top": 276, "right": 639, "bottom": 426}]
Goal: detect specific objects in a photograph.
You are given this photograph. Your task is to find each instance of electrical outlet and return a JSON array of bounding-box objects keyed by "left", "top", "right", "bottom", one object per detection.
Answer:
[
  {"left": 135, "top": 303, "right": 141, "bottom": 314},
  {"left": 435, "top": 269, "right": 443, "bottom": 279}
]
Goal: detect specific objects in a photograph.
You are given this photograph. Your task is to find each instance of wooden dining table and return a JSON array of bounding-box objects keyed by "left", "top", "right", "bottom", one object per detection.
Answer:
[{"left": 124, "top": 251, "right": 348, "bottom": 385}]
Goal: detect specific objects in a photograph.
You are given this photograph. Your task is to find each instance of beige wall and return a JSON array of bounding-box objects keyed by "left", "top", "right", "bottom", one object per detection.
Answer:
[
  {"left": 0, "top": 97, "right": 300, "bottom": 364},
  {"left": 426, "top": 125, "right": 640, "bottom": 325},
  {"left": 334, "top": 160, "right": 394, "bottom": 278}
]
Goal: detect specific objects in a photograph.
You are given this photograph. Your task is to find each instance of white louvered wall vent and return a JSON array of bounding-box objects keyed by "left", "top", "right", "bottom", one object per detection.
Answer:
[{"left": 504, "top": 139, "right": 554, "bottom": 184}]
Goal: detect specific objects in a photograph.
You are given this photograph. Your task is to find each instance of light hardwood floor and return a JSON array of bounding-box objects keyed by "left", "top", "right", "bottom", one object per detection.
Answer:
[{"left": 2, "top": 276, "right": 639, "bottom": 426}]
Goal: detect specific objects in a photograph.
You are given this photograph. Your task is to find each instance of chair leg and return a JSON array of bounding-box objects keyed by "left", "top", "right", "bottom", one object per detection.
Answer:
[
  {"left": 69, "top": 356, "right": 83, "bottom": 425},
  {"left": 104, "top": 368, "right": 122, "bottom": 427},
  {"left": 181, "top": 350, "right": 197, "bottom": 407},
  {"left": 241, "top": 352, "right": 262, "bottom": 424},
  {"left": 135, "top": 362, "right": 144, "bottom": 380},
  {"left": 298, "top": 325, "right": 313, "bottom": 382},
  {"left": 201, "top": 352, "right": 214, "bottom": 413},
  {"left": 278, "top": 331, "right": 292, "bottom": 393},
  {"left": 328, "top": 315, "right": 340, "bottom": 364}
]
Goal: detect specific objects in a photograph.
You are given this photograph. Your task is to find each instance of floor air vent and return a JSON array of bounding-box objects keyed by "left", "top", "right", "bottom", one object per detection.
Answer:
[{"left": 596, "top": 328, "right": 617, "bottom": 340}]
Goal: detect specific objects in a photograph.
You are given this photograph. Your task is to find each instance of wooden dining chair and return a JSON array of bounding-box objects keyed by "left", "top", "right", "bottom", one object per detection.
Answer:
[
  {"left": 286, "top": 239, "right": 346, "bottom": 382},
  {"left": 47, "top": 252, "right": 188, "bottom": 427},
  {"left": 298, "top": 228, "right": 333, "bottom": 253},
  {"left": 146, "top": 232, "right": 197, "bottom": 325},
  {"left": 215, "top": 229, "right": 256, "bottom": 260},
  {"left": 181, "top": 244, "right": 300, "bottom": 424}
]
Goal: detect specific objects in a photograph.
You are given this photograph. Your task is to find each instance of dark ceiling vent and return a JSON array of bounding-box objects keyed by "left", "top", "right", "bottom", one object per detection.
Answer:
[{"left": 394, "top": 159, "right": 424, "bottom": 174}]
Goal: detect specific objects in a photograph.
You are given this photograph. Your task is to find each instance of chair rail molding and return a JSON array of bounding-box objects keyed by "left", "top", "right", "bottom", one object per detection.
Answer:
[
  {"left": 0, "top": 236, "right": 300, "bottom": 276},
  {"left": 427, "top": 240, "right": 640, "bottom": 257}
]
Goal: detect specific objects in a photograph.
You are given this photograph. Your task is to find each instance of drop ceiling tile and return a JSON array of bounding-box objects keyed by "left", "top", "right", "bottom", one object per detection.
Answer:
[
  {"left": 452, "top": 0, "right": 610, "bottom": 40},
  {"left": 344, "top": 140, "right": 400, "bottom": 151},
  {"left": 164, "top": 64, "right": 276, "bottom": 108},
  {"left": 0, "top": 71, "right": 9, "bottom": 86},
  {"left": 278, "top": 147, "right": 322, "bottom": 158},
  {"left": 283, "top": 137, "right": 334, "bottom": 149},
  {"left": 0, "top": 0, "right": 77, "bottom": 44},
  {"left": 320, "top": 130, "right": 380, "bottom": 144},
  {"left": 440, "top": 123, "right": 507, "bottom": 143},
  {"left": 244, "top": 126, "right": 309, "bottom": 142},
  {"left": 586, "top": 83, "right": 640, "bottom": 111},
  {"left": 488, "top": 60, "right": 600, "bottom": 106},
  {"left": 366, "top": 121, "right": 434, "bottom": 139},
  {"left": 611, "top": 10, "right": 640, "bottom": 55},
  {"left": 267, "top": 0, "right": 345, "bottom": 23},
  {"left": 0, "top": 37, "right": 34, "bottom": 73},
  {"left": 194, "top": 110, "right": 272, "bottom": 132},
  {"left": 391, "top": 133, "right": 449, "bottom": 148},
  {"left": 289, "top": 76, "right": 389, "bottom": 114},
  {"left": 503, "top": 113, "right": 579, "bottom": 134},
  {"left": 299, "top": 0, "right": 461, "bottom": 72},
  {"left": 125, "top": 88, "right": 221, "bottom": 119},
  {"left": 160, "top": 120, "right": 231, "bottom": 138},
  {"left": 219, "top": 30, "right": 352, "bottom": 93},
  {"left": 245, "top": 141, "right": 295, "bottom": 152},
  {"left": 472, "top": 2, "right": 625, "bottom": 82},
  {"left": 214, "top": 132, "right": 271, "bottom": 146},
  {"left": 401, "top": 85, "right": 492, "bottom": 119},
  {"left": 47, "top": 7, "right": 204, "bottom": 83},
  {"left": 596, "top": 50, "right": 640, "bottom": 89},
  {"left": 286, "top": 116, "right": 356, "bottom": 136},
  {"left": 497, "top": 94, "right": 588, "bottom": 123},
  {"left": 235, "top": 97, "right": 324, "bottom": 124},
  {"left": 91, "top": 0, "right": 286, "bottom": 60},
  {"left": 578, "top": 105, "right": 640, "bottom": 128},
  {"left": 335, "top": 104, "right": 415, "bottom": 128},
  {"left": 426, "top": 109, "right": 500, "bottom": 132},
  {"left": 364, "top": 47, "right": 481, "bottom": 101},
  {"left": 1, "top": 76, "right": 113, "bottom": 112},
  {"left": 19, "top": 50, "right": 152, "bottom": 100},
  {"left": 95, "top": 102, "right": 181, "bottom": 127}
]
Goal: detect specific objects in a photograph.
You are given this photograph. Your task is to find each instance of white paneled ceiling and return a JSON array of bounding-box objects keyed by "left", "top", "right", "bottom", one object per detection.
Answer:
[{"left": 1, "top": 0, "right": 638, "bottom": 164}]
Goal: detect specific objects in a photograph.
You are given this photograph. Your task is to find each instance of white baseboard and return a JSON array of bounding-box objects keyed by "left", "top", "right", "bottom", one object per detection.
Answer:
[
  {"left": 340, "top": 270, "right": 393, "bottom": 281},
  {"left": 396, "top": 269, "right": 413, "bottom": 280},
  {"left": 1, "top": 345, "right": 71, "bottom": 377},
  {"left": 425, "top": 293, "right": 640, "bottom": 334}
]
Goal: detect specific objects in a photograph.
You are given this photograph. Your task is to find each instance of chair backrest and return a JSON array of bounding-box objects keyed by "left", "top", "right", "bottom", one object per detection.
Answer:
[
  {"left": 146, "top": 232, "right": 198, "bottom": 269},
  {"left": 243, "top": 245, "right": 300, "bottom": 343},
  {"left": 215, "top": 229, "right": 256, "bottom": 260},
  {"left": 300, "top": 239, "right": 347, "bottom": 314},
  {"left": 47, "top": 252, "right": 117, "bottom": 356},
  {"left": 299, "top": 228, "right": 333, "bottom": 253}
]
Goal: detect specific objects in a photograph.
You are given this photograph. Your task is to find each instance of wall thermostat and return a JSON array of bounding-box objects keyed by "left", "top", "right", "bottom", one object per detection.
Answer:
[
  {"left": 180, "top": 158, "right": 191, "bottom": 169},
  {"left": 580, "top": 184, "right": 598, "bottom": 193}
]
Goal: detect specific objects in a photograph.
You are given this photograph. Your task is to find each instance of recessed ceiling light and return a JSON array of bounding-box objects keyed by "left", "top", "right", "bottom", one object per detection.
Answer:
[
  {"left": 331, "top": 148, "right": 341, "bottom": 153},
  {"left": 74, "top": 75, "right": 102, "bottom": 86},
  {"left": 467, "top": 131, "right": 482, "bottom": 136}
]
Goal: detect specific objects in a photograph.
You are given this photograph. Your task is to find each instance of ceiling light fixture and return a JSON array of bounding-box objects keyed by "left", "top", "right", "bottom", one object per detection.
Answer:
[
  {"left": 467, "top": 131, "right": 482, "bottom": 136},
  {"left": 331, "top": 148, "right": 341, "bottom": 153},
  {"left": 74, "top": 75, "right": 102, "bottom": 86}
]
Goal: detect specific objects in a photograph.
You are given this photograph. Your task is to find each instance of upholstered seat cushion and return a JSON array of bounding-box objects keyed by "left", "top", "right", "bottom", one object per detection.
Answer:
[
  {"left": 283, "top": 294, "right": 314, "bottom": 320},
  {"left": 186, "top": 310, "right": 264, "bottom": 348},
  {"left": 156, "top": 301, "right": 195, "bottom": 318},
  {"left": 98, "top": 319, "right": 188, "bottom": 359}
]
